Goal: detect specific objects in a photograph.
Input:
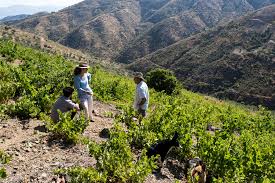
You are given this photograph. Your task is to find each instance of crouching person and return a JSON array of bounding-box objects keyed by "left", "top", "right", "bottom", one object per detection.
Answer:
[{"left": 50, "top": 87, "right": 80, "bottom": 123}]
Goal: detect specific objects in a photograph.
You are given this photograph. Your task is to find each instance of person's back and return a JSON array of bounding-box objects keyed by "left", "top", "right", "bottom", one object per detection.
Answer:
[{"left": 50, "top": 87, "right": 79, "bottom": 122}]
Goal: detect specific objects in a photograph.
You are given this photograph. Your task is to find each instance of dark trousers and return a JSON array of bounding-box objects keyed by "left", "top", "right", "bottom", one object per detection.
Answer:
[
  {"left": 71, "top": 111, "right": 77, "bottom": 119},
  {"left": 138, "top": 108, "right": 146, "bottom": 117}
]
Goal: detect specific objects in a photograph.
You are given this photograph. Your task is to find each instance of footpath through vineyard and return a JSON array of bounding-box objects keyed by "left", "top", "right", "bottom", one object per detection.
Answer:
[{"left": 0, "top": 101, "right": 185, "bottom": 183}]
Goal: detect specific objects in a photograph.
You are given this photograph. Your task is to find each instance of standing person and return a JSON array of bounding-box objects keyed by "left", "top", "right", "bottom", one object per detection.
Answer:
[
  {"left": 133, "top": 72, "right": 149, "bottom": 117},
  {"left": 74, "top": 63, "right": 94, "bottom": 122},
  {"left": 51, "top": 87, "right": 80, "bottom": 123}
]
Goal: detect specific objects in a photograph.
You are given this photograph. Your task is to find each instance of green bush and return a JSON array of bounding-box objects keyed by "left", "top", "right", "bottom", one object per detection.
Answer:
[
  {"left": 47, "top": 111, "right": 88, "bottom": 144},
  {"left": 8, "top": 96, "right": 40, "bottom": 119},
  {"left": 0, "top": 150, "right": 11, "bottom": 179},
  {"left": 146, "top": 68, "right": 178, "bottom": 95},
  {"left": 88, "top": 124, "right": 157, "bottom": 183},
  {"left": 0, "top": 168, "right": 7, "bottom": 179},
  {"left": 57, "top": 167, "right": 107, "bottom": 183},
  {"left": 92, "top": 68, "right": 134, "bottom": 102}
]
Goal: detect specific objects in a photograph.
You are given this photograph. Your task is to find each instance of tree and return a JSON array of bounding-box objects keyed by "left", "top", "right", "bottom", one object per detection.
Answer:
[{"left": 146, "top": 68, "right": 178, "bottom": 95}]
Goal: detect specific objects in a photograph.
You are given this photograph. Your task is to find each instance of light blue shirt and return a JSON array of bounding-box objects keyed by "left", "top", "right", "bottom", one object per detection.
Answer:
[{"left": 74, "top": 73, "right": 92, "bottom": 99}]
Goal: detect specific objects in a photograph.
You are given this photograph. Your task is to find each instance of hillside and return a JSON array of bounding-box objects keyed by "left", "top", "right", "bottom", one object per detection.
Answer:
[
  {"left": 117, "top": 0, "right": 256, "bottom": 63},
  {"left": 8, "top": 0, "right": 142, "bottom": 59},
  {"left": 0, "top": 39, "right": 275, "bottom": 182},
  {"left": 128, "top": 5, "right": 275, "bottom": 109},
  {"left": 0, "top": 14, "right": 30, "bottom": 23},
  {"left": 0, "top": 25, "right": 124, "bottom": 72},
  {"left": 7, "top": 0, "right": 275, "bottom": 60}
]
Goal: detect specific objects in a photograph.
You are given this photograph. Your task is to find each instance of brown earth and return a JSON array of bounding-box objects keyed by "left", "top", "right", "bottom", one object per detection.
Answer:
[{"left": 0, "top": 101, "right": 185, "bottom": 183}]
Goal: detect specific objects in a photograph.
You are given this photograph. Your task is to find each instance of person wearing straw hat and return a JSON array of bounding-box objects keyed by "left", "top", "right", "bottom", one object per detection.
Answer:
[
  {"left": 133, "top": 72, "right": 149, "bottom": 117},
  {"left": 74, "top": 63, "right": 94, "bottom": 122}
]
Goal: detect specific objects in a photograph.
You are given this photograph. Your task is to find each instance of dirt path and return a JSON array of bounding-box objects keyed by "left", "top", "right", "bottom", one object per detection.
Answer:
[{"left": 0, "top": 101, "right": 185, "bottom": 183}]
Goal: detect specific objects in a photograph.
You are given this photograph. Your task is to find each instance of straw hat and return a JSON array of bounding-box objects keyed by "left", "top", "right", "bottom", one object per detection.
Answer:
[
  {"left": 133, "top": 72, "right": 145, "bottom": 81},
  {"left": 77, "top": 63, "right": 90, "bottom": 69}
]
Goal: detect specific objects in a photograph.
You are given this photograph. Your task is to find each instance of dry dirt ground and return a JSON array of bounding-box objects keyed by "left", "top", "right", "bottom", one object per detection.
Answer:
[{"left": 0, "top": 101, "right": 185, "bottom": 183}]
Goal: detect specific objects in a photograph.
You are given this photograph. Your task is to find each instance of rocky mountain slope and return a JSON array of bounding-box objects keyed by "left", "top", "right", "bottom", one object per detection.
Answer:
[
  {"left": 0, "top": 25, "right": 124, "bottom": 72},
  {"left": 7, "top": 0, "right": 275, "bottom": 60},
  {"left": 8, "top": 0, "right": 141, "bottom": 58},
  {"left": 0, "top": 15, "right": 30, "bottom": 23},
  {"left": 128, "top": 5, "right": 275, "bottom": 109}
]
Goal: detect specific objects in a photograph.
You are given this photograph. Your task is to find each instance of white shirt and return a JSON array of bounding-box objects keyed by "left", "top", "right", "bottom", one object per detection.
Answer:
[{"left": 134, "top": 81, "right": 149, "bottom": 110}]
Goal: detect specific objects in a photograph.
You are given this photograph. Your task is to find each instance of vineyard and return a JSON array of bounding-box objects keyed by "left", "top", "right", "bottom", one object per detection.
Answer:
[{"left": 0, "top": 39, "right": 275, "bottom": 182}]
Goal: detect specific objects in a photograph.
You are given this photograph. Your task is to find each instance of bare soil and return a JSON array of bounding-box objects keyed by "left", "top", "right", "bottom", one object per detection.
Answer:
[{"left": 0, "top": 101, "right": 185, "bottom": 183}]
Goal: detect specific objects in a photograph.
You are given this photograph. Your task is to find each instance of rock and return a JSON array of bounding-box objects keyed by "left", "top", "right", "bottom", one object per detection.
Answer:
[
  {"left": 18, "top": 156, "right": 25, "bottom": 162},
  {"left": 30, "top": 176, "right": 35, "bottom": 182},
  {"left": 51, "top": 162, "right": 62, "bottom": 167},
  {"left": 162, "top": 147, "right": 187, "bottom": 180},
  {"left": 25, "top": 148, "right": 32, "bottom": 152},
  {"left": 207, "top": 124, "right": 221, "bottom": 132},
  {"left": 57, "top": 176, "right": 66, "bottom": 183},
  {"left": 132, "top": 117, "right": 138, "bottom": 121},
  {"left": 41, "top": 173, "right": 47, "bottom": 179},
  {"left": 43, "top": 146, "right": 50, "bottom": 150},
  {"left": 27, "top": 142, "right": 33, "bottom": 148},
  {"left": 99, "top": 128, "right": 110, "bottom": 138}
]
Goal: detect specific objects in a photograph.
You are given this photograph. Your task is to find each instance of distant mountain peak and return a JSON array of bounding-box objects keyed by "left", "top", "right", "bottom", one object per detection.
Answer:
[
  {"left": 0, "top": 5, "right": 63, "bottom": 19},
  {"left": 6, "top": 0, "right": 275, "bottom": 61}
]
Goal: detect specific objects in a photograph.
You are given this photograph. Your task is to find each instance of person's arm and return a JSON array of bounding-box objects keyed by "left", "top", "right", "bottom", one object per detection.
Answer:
[
  {"left": 74, "top": 76, "right": 92, "bottom": 95},
  {"left": 67, "top": 100, "right": 80, "bottom": 111},
  {"left": 138, "top": 87, "right": 147, "bottom": 106},
  {"left": 139, "top": 98, "right": 146, "bottom": 106},
  {"left": 73, "top": 104, "right": 80, "bottom": 111},
  {"left": 74, "top": 76, "right": 82, "bottom": 92},
  {"left": 86, "top": 73, "right": 93, "bottom": 95},
  {"left": 87, "top": 73, "right": 92, "bottom": 82}
]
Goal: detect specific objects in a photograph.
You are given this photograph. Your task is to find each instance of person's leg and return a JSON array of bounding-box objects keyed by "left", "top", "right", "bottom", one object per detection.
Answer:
[
  {"left": 88, "top": 95, "right": 94, "bottom": 121},
  {"left": 70, "top": 111, "right": 77, "bottom": 120},
  {"left": 138, "top": 108, "right": 146, "bottom": 117},
  {"left": 80, "top": 99, "right": 89, "bottom": 120}
]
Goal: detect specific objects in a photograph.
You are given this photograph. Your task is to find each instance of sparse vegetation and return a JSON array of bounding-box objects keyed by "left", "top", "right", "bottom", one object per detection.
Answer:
[{"left": 0, "top": 150, "right": 11, "bottom": 179}]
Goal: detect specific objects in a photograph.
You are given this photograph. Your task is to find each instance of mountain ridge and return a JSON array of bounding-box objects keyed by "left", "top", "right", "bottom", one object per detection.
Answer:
[
  {"left": 128, "top": 4, "right": 275, "bottom": 109},
  {"left": 7, "top": 0, "right": 275, "bottom": 60},
  {"left": 0, "top": 5, "right": 62, "bottom": 19}
]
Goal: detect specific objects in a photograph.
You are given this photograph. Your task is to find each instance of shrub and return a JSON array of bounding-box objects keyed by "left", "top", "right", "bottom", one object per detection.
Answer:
[
  {"left": 57, "top": 167, "right": 107, "bottom": 183},
  {"left": 88, "top": 124, "right": 157, "bottom": 182},
  {"left": 0, "top": 168, "right": 7, "bottom": 179},
  {"left": 146, "top": 68, "right": 178, "bottom": 95},
  {"left": 0, "top": 150, "right": 11, "bottom": 179},
  {"left": 47, "top": 111, "right": 88, "bottom": 144},
  {"left": 7, "top": 96, "right": 40, "bottom": 119}
]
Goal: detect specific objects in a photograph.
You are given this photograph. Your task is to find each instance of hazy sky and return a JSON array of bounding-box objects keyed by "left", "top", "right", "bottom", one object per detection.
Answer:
[{"left": 0, "top": 0, "right": 84, "bottom": 7}]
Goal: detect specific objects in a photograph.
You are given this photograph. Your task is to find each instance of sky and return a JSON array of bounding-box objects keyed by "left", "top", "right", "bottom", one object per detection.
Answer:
[{"left": 0, "top": 0, "right": 84, "bottom": 7}]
